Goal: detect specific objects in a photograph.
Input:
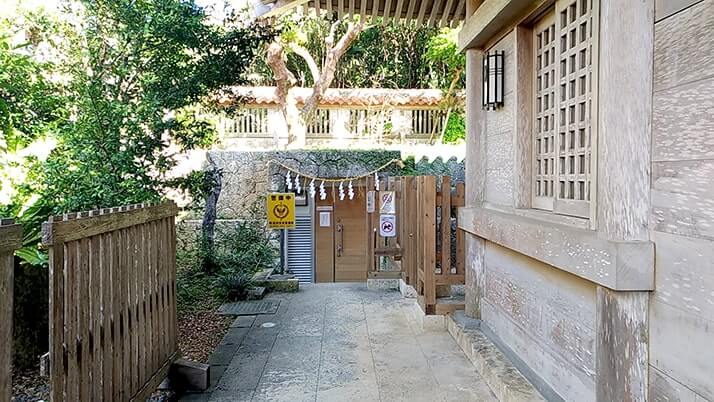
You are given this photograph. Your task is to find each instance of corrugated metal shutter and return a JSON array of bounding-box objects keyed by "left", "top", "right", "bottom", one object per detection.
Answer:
[{"left": 287, "top": 215, "right": 313, "bottom": 283}]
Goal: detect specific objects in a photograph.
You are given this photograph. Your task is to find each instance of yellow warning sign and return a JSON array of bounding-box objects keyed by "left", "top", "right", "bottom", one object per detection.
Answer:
[{"left": 267, "top": 193, "right": 296, "bottom": 229}]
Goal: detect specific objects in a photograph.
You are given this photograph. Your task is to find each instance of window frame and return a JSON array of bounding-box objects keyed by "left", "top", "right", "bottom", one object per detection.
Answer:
[{"left": 529, "top": 0, "right": 600, "bottom": 220}]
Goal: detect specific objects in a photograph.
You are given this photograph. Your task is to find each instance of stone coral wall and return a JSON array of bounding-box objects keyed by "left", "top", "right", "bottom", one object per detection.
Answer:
[{"left": 205, "top": 149, "right": 464, "bottom": 221}]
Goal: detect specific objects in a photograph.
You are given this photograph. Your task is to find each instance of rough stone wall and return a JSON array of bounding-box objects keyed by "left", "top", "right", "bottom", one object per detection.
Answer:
[{"left": 648, "top": 1, "right": 714, "bottom": 400}]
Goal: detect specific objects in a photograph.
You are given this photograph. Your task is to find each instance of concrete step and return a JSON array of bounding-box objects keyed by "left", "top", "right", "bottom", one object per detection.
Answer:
[{"left": 446, "top": 312, "right": 546, "bottom": 402}]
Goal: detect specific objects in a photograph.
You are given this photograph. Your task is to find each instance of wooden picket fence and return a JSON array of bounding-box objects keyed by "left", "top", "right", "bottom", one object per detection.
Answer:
[
  {"left": 368, "top": 176, "right": 465, "bottom": 315},
  {"left": 42, "top": 202, "right": 179, "bottom": 402},
  {"left": 0, "top": 219, "right": 22, "bottom": 401}
]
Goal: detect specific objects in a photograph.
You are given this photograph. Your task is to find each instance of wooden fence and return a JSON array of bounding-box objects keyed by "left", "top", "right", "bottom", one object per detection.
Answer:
[
  {"left": 368, "top": 176, "right": 465, "bottom": 315},
  {"left": 42, "top": 203, "right": 179, "bottom": 402},
  {"left": 0, "top": 219, "right": 22, "bottom": 401}
]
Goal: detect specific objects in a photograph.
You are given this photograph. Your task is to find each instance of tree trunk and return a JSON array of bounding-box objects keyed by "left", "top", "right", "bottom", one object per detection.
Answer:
[
  {"left": 201, "top": 154, "right": 222, "bottom": 274},
  {"left": 266, "top": 20, "right": 364, "bottom": 148}
]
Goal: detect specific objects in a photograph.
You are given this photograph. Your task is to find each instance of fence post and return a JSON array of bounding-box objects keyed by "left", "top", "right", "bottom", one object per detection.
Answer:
[{"left": 0, "top": 219, "right": 22, "bottom": 402}]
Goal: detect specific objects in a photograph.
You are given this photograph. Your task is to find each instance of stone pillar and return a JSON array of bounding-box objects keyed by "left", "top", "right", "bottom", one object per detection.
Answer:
[
  {"left": 596, "top": 287, "right": 649, "bottom": 401},
  {"left": 463, "top": 0, "right": 487, "bottom": 319},
  {"left": 594, "top": 1, "right": 654, "bottom": 400}
]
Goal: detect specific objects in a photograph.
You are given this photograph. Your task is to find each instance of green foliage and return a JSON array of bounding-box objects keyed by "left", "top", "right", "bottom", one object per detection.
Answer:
[
  {"left": 425, "top": 28, "right": 465, "bottom": 87},
  {"left": 0, "top": 1, "right": 273, "bottom": 266},
  {"left": 249, "top": 15, "right": 458, "bottom": 90},
  {"left": 177, "top": 220, "right": 277, "bottom": 310},
  {"left": 442, "top": 112, "right": 466, "bottom": 144}
]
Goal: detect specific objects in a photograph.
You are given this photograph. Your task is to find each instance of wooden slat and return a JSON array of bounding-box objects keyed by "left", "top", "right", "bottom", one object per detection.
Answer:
[
  {"left": 348, "top": 0, "right": 355, "bottom": 17},
  {"left": 428, "top": 0, "right": 444, "bottom": 27},
  {"left": 42, "top": 203, "right": 179, "bottom": 245},
  {"left": 450, "top": 0, "right": 465, "bottom": 27},
  {"left": 45, "top": 203, "right": 178, "bottom": 401},
  {"left": 422, "top": 176, "right": 437, "bottom": 308},
  {"left": 441, "top": 176, "right": 451, "bottom": 275},
  {"left": 455, "top": 182, "right": 465, "bottom": 275},
  {"left": 404, "top": 0, "right": 418, "bottom": 24},
  {"left": 382, "top": 0, "right": 392, "bottom": 24},
  {"left": 0, "top": 222, "right": 21, "bottom": 402},
  {"left": 416, "top": 0, "right": 430, "bottom": 25},
  {"left": 337, "top": 0, "right": 344, "bottom": 18},
  {"left": 440, "top": 0, "right": 455, "bottom": 27},
  {"left": 371, "top": 0, "right": 381, "bottom": 20},
  {"left": 102, "top": 232, "right": 113, "bottom": 402},
  {"left": 79, "top": 238, "right": 91, "bottom": 401},
  {"left": 394, "top": 0, "right": 404, "bottom": 21}
]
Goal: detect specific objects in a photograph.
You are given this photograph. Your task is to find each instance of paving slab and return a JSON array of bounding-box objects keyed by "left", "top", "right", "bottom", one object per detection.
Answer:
[{"left": 180, "top": 283, "right": 497, "bottom": 402}]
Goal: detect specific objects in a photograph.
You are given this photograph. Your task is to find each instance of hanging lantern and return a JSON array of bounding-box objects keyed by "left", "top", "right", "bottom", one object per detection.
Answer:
[
  {"left": 309, "top": 178, "right": 316, "bottom": 198},
  {"left": 319, "top": 181, "right": 327, "bottom": 200},
  {"left": 348, "top": 181, "right": 354, "bottom": 200},
  {"left": 338, "top": 181, "right": 345, "bottom": 200},
  {"left": 286, "top": 171, "right": 293, "bottom": 191},
  {"left": 295, "top": 174, "right": 301, "bottom": 194}
]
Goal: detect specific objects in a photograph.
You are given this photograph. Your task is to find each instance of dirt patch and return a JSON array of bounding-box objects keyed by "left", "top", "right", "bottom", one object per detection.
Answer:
[{"left": 178, "top": 310, "right": 232, "bottom": 363}]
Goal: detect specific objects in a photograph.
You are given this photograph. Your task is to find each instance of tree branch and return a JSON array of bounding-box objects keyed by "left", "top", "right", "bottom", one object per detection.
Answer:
[
  {"left": 266, "top": 40, "right": 298, "bottom": 106},
  {"left": 289, "top": 43, "right": 321, "bottom": 84},
  {"left": 302, "top": 21, "right": 364, "bottom": 120}
]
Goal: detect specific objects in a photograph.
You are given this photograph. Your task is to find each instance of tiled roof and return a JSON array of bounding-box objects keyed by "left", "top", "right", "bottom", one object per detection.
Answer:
[{"left": 217, "top": 86, "right": 460, "bottom": 107}]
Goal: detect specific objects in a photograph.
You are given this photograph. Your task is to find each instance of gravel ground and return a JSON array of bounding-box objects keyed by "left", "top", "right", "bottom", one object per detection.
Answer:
[
  {"left": 178, "top": 310, "right": 232, "bottom": 363},
  {"left": 10, "top": 309, "right": 230, "bottom": 401},
  {"left": 12, "top": 368, "right": 49, "bottom": 402}
]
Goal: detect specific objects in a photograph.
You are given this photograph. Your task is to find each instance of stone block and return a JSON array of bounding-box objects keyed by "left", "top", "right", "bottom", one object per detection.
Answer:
[
  {"left": 170, "top": 358, "right": 210, "bottom": 392},
  {"left": 367, "top": 278, "right": 399, "bottom": 291}
]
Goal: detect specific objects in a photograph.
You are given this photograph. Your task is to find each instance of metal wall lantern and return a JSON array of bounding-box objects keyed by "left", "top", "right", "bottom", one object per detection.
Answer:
[{"left": 482, "top": 50, "right": 504, "bottom": 110}]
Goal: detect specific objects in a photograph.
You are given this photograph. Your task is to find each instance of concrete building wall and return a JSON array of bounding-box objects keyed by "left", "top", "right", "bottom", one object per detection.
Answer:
[{"left": 649, "top": 1, "right": 714, "bottom": 400}]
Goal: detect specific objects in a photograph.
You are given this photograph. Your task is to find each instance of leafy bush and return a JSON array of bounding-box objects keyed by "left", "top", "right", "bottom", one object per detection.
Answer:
[
  {"left": 177, "top": 220, "right": 277, "bottom": 310},
  {"left": 442, "top": 112, "right": 466, "bottom": 144}
]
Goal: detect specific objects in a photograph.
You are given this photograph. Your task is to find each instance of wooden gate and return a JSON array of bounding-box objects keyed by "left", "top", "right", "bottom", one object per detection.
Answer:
[
  {"left": 0, "top": 219, "right": 22, "bottom": 401},
  {"left": 42, "top": 203, "right": 179, "bottom": 402},
  {"left": 368, "top": 176, "right": 465, "bottom": 315}
]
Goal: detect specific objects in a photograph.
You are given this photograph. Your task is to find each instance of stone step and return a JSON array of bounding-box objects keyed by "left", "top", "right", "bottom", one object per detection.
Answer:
[{"left": 446, "top": 312, "right": 547, "bottom": 402}]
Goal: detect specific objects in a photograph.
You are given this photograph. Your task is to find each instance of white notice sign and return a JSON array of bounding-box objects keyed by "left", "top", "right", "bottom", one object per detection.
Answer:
[
  {"left": 379, "top": 214, "right": 396, "bottom": 237},
  {"left": 380, "top": 191, "right": 396, "bottom": 214},
  {"left": 366, "top": 191, "right": 375, "bottom": 213},
  {"left": 319, "top": 212, "right": 331, "bottom": 227}
]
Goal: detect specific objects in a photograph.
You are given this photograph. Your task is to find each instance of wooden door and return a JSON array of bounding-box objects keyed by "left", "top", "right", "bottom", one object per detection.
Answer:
[
  {"left": 314, "top": 184, "right": 368, "bottom": 282},
  {"left": 334, "top": 188, "right": 368, "bottom": 281}
]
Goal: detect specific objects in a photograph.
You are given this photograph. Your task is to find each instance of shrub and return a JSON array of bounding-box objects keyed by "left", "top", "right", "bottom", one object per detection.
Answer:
[
  {"left": 442, "top": 112, "right": 465, "bottom": 143},
  {"left": 177, "top": 219, "right": 277, "bottom": 310}
]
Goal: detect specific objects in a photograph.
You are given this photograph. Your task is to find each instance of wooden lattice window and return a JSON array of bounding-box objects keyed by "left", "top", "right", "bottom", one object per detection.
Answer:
[{"left": 532, "top": 0, "right": 598, "bottom": 218}]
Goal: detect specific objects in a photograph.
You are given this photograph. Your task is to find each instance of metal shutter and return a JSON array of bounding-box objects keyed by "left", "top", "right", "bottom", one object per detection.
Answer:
[{"left": 286, "top": 215, "right": 314, "bottom": 283}]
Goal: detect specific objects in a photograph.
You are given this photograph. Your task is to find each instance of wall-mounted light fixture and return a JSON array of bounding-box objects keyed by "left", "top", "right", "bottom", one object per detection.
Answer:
[{"left": 482, "top": 50, "right": 504, "bottom": 110}]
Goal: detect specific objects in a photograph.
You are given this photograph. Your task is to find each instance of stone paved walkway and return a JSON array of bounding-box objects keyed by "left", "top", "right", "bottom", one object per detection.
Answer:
[{"left": 185, "top": 283, "right": 497, "bottom": 402}]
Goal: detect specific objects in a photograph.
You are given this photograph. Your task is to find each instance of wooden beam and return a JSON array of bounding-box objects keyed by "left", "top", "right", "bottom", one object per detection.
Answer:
[
  {"left": 404, "top": 0, "right": 417, "bottom": 24},
  {"left": 416, "top": 0, "right": 429, "bottom": 25},
  {"left": 372, "top": 0, "right": 381, "bottom": 21},
  {"left": 360, "top": 0, "right": 367, "bottom": 21},
  {"left": 259, "top": 0, "right": 312, "bottom": 18},
  {"left": 450, "top": 0, "right": 465, "bottom": 27},
  {"left": 337, "top": 0, "right": 344, "bottom": 18},
  {"left": 459, "top": 0, "right": 547, "bottom": 50},
  {"left": 440, "top": 0, "right": 455, "bottom": 27},
  {"left": 348, "top": 0, "right": 355, "bottom": 18},
  {"left": 394, "top": 0, "right": 404, "bottom": 22},
  {"left": 382, "top": 0, "right": 393, "bottom": 24},
  {"left": 315, "top": 0, "right": 321, "bottom": 16},
  {"left": 428, "top": 0, "right": 444, "bottom": 27},
  {"left": 326, "top": 0, "right": 333, "bottom": 14}
]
